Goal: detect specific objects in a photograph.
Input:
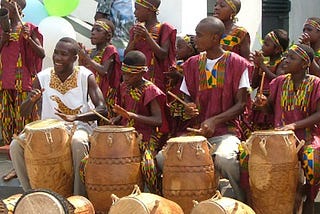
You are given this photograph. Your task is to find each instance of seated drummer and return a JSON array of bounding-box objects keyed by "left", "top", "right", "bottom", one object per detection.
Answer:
[
  {"left": 254, "top": 44, "right": 320, "bottom": 214},
  {"left": 10, "top": 37, "right": 107, "bottom": 196},
  {"left": 111, "top": 50, "right": 168, "bottom": 195}
]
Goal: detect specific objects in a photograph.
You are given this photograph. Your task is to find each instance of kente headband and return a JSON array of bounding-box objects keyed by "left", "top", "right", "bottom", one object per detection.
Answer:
[
  {"left": 95, "top": 20, "right": 111, "bottom": 34},
  {"left": 304, "top": 18, "right": 320, "bottom": 31},
  {"left": 122, "top": 63, "right": 148, "bottom": 73},
  {"left": 224, "top": 0, "right": 237, "bottom": 13},
  {"left": 135, "top": 0, "right": 159, "bottom": 13},
  {"left": 267, "top": 31, "right": 283, "bottom": 51},
  {"left": 290, "top": 44, "right": 311, "bottom": 67}
]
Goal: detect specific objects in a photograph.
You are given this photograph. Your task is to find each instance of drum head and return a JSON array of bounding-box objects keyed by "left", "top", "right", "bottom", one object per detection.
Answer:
[
  {"left": 167, "top": 135, "right": 206, "bottom": 143},
  {"left": 94, "top": 125, "right": 135, "bottom": 133},
  {"left": 251, "top": 130, "right": 294, "bottom": 136},
  {"left": 14, "top": 189, "right": 72, "bottom": 214},
  {"left": 191, "top": 201, "right": 226, "bottom": 214},
  {"left": 25, "top": 119, "right": 65, "bottom": 130},
  {"left": 109, "top": 197, "right": 150, "bottom": 214}
]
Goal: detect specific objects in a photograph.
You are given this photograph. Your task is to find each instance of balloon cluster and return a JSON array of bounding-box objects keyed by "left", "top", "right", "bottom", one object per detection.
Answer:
[{"left": 22, "top": 0, "right": 80, "bottom": 67}]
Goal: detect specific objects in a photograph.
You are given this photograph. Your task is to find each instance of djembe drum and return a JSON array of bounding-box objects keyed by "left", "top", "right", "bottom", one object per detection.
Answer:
[
  {"left": 85, "top": 125, "right": 143, "bottom": 213},
  {"left": 0, "top": 194, "right": 22, "bottom": 214},
  {"left": 191, "top": 190, "right": 255, "bottom": 214},
  {"left": 22, "top": 119, "right": 74, "bottom": 197},
  {"left": 13, "top": 189, "right": 95, "bottom": 214},
  {"left": 108, "top": 185, "right": 184, "bottom": 214},
  {"left": 242, "top": 130, "right": 304, "bottom": 214},
  {"left": 162, "top": 136, "right": 217, "bottom": 213}
]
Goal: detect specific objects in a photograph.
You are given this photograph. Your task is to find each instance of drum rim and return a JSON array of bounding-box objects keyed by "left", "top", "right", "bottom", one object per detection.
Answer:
[
  {"left": 251, "top": 130, "right": 294, "bottom": 135},
  {"left": 25, "top": 119, "right": 65, "bottom": 130},
  {"left": 94, "top": 125, "right": 135, "bottom": 132},
  {"left": 110, "top": 195, "right": 150, "bottom": 213},
  {"left": 167, "top": 135, "right": 207, "bottom": 143}
]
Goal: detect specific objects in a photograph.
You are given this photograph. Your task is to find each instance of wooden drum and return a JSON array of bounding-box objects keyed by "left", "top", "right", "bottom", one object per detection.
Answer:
[
  {"left": 0, "top": 194, "right": 22, "bottom": 214},
  {"left": 85, "top": 125, "right": 143, "bottom": 213},
  {"left": 162, "top": 136, "right": 217, "bottom": 213},
  {"left": 13, "top": 189, "right": 95, "bottom": 214},
  {"left": 191, "top": 191, "right": 255, "bottom": 214},
  {"left": 108, "top": 185, "right": 184, "bottom": 214},
  {"left": 243, "top": 130, "right": 303, "bottom": 214},
  {"left": 23, "top": 119, "right": 74, "bottom": 197}
]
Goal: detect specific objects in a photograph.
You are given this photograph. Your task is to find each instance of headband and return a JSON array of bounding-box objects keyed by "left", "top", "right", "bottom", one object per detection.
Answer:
[
  {"left": 290, "top": 44, "right": 311, "bottom": 67},
  {"left": 267, "top": 31, "right": 283, "bottom": 51},
  {"left": 304, "top": 18, "right": 320, "bottom": 31},
  {"left": 224, "top": 0, "right": 237, "bottom": 13},
  {"left": 95, "top": 20, "right": 112, "bottom": 34},
  {"left": 122, "top": 63, "right": 148, "bottom": 74},
  {"left": 135, "top": 0, "right": 159, "bottom": 13}
]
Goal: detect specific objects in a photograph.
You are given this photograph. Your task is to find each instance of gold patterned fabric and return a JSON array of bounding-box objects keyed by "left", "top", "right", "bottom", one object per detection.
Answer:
[{"left": 49, "top": 67, "right": 79, "bottom": 94}]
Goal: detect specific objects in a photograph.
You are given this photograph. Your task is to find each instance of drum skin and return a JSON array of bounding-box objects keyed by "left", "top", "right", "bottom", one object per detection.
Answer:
[
  {"left": 109, "top": 185, "right": 184, "bottom": 214},
  {"left": 191, "top": 191, "right": 255, "bottom": 214},
  {"left": 245, "top": 130, "right": 299, "bottom": 214},
  {"left": 162, "top": 136, "right": 216, "bottom": 213},
  {"left": 85, "top": 125, "right": 143, "bottom": 213},
  {"left": 23, "top": 119, "right": 73, "bottom": 197},
  {"left": 13, "top": 189, "right": 95, "bottom": 214}
]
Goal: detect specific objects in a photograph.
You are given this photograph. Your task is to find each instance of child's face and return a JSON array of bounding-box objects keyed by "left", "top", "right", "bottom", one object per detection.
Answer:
[
  {"left": 303, "top": 24, "right": 320, "bottom": 44},
  {"left": 213, "top": 0, "right": 234, "bottom": 21},
  {"left": 176, "top": 38, "right": 193, "bottom": 61},
  {"left": 1, "top": 0, "right": 16, "bottom": 18},
  {"left": 195, "top": 23, "right": 215, "bottom": 52},
  {"left": 90, "top": 24, "right": 110, "bottom": 45},
  {"left": 134, "top": 3, "right": 150, "bottom": 23},
  {"left": 262, "top": 36, "right": 277, "bottom": 57},
  {"left": 282, "top": 50, "right": 306, "bottom": 74}
]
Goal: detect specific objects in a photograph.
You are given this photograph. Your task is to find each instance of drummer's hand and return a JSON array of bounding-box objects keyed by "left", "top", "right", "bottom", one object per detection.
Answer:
[
  {"left": 29, "top": 88, "right": 44, "bottom": 103},
  {"left": 54, "top": 108, "right": 77, "bottom": 122},
  {"left": 201, "top": 118, "right": 215, "bottom": 138},
  {"left": 184, "top": 102, "right": 199, "bottom": 117},
  {"left": 110, "top": 115, "right": 121, "bottom": 125},
  {"left": 275, "top": 123, "right": 296, "bottom": 131},
  {"left": 113, "top": 104, "right": 131, "bottom": 119}
]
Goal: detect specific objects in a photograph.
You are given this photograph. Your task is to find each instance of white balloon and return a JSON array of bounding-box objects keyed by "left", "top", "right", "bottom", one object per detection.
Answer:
[{"left": 38, "top": 16, "right": 76, "bottom": 68}]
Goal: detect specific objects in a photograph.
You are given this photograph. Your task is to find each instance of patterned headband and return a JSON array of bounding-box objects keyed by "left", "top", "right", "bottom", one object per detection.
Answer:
[
  {"left": 122, "top": 63, "right": 148, "bottom": 73},
  {"left": 135, "top": 0, "right": 159, "bottom": 13},
  {"left": 290, "top": 44, "right": 311, "bottom": 67},
  {"left": 95, "top": 20, "right": 111, "bottom": 34},
  {"left": 267, "top": 31, "right": 283, "bottom": 51},
  {"left": 224, "top": 0, "right": 237, "bottom": 13},
  {"left": 304, "top": 18, "right": 320, "bottom": 31}
]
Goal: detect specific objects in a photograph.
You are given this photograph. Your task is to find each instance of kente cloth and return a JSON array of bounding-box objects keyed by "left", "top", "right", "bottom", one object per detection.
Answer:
[
  {"left": 183, "top": 51, "right": 249, "bottom": 137},
  {"left": 87, "top": 45, "right": 121, "bottom": 119},
  {"left": 220, "top": 26, "right": 250, "bottom": 56},
  {"left": 0, "top": 23, "right": 43, "bottom": 91},
  {"left": 269, "top": 74, "right": 320, "bottom": 199},
  {"left": 129, "top": 22, "right": 176, "bottom": 91},
  {"left": 118, "top": 80, "right": 168, "bottom": 143},
  {"left": 251, "top": 57, "right": 283, "bottom": 130}
]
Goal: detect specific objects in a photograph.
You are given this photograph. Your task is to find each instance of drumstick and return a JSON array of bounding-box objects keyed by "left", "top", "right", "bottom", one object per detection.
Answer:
[
  {"left": 186, "top": 127, "right": 202, "bottom": 133},
  {"left": 14, "top": 2, "right": 23, "bottom": 24},
  {"left": 259, "top": 72, "right": 266, "bottom": 95},
  {"left": 91, "top": 109, "right": 111, "bottom": 124},
  {"left": 167, "top": 91, "right": 188, "bottom": 106}
]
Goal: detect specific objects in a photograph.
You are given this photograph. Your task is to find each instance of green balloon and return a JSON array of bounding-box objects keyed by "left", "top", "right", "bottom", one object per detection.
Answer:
[{"left": 44, "top": 0, "right": 80, "bottom": 17}]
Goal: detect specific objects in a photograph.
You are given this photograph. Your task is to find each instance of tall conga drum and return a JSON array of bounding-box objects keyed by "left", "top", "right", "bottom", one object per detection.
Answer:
[
  {"left": 243, "top": 130, "right": 303, "bottom": 214},
  {"left": 23, "top": 119, "right": 74, "bottom": 197},
  {"left": 191, "top": 191, "right": 255, "bottom": 214},
  {"left": 162, "top": 136, "right": 217, "bottom": 213},
  {"left": 0, "top": 194, "right": 22, "bottom": 214},
  {"left": 109, "top": 185, "right": 184, "bottom": 214},
  {"left": 13, "top": 189, "right": 95, "bottom": 214},
  {"left": 85, "top": 125, "right": 143, "bottom": 213}
]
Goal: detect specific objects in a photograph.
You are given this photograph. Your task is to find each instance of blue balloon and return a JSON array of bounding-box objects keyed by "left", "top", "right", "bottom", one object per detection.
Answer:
[{"left": 23, "top": 0, "right": 49, "bottom": 25}]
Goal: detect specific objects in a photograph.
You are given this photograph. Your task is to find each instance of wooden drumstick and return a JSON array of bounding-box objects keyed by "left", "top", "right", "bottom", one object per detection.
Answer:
[
  {"left": 14, "top": 2, "right": 23, "bottom": 24},
  {"left": 259, "top": 72, "right": 266, "bottom": 95},
  {"left": 91, "top": 109, "right": 111, "bottom": 124},
  {"left": 167, "top": 91, "right": 188, "bottom": 106},
  {"left": 186, "top": 127, "right": 202, "bottom": 133}
]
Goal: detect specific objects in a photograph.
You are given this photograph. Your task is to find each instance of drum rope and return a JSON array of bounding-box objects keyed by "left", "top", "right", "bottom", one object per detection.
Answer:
[
  {"left": 177, "top": 143, "right": 183, "bottom": 160},
  {"left": 258, "top": 136, "right": 268, "bottom": 156}
]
